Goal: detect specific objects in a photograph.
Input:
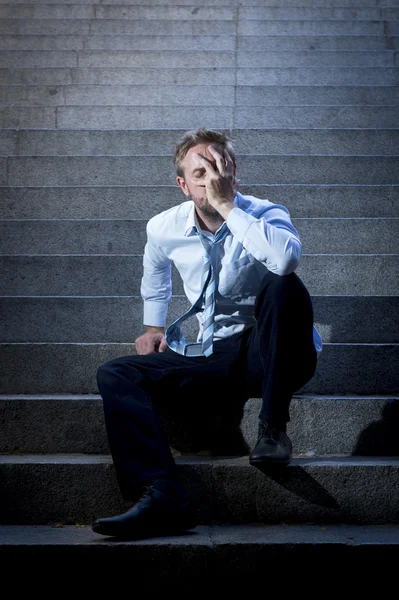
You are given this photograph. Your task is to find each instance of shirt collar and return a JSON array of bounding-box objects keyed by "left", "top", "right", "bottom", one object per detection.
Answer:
[
  {"left": 184, "top": 202, "right": 199, "bottom": 237},
  {"left": 184, "top": 193, "right": 240, "bottom": 237}
]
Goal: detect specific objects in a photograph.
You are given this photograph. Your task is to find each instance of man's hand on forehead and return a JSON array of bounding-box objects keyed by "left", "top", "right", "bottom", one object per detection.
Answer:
[
  {"left": 191, "top": 145, "right": 238, "bottom": 218},
  {"left": 193, "top": 145, "right": 234, "bottom": 177}
]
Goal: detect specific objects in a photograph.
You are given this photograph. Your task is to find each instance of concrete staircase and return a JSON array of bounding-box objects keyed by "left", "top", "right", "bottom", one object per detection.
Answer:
[{"left": 1, "top": 0, "right": 399, "bottom": 569}]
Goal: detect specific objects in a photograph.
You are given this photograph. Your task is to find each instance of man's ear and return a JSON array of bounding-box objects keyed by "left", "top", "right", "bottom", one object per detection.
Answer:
[{"left": 176, "top": 175, "right": 190, "bottom": 197}]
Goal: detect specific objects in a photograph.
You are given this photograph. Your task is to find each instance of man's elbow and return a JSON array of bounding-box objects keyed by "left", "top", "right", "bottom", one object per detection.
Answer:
[{"left": 274, "top": 241, "right": 301, "bottom": 276}]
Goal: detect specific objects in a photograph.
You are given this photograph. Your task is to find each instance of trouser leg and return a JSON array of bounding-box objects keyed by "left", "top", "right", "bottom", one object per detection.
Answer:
[
  {"left": 96, "top": 356, "right": 178, "bottom": 498},
  {"left": 245, "top": 271, "right": 318, "bottom": 428},
  {"left": 96, "top": 333, "right": 245, "bottom": 499}
]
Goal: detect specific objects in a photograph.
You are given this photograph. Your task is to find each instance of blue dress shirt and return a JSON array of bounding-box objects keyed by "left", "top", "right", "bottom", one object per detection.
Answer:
[{"left": 140, "top": 192, "right": 322, "bottom": 354}]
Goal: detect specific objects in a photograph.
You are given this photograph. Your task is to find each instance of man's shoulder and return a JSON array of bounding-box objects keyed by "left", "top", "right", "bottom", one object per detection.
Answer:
[{"left": 147, "top": 201, "right": 193, "bottom": 233}]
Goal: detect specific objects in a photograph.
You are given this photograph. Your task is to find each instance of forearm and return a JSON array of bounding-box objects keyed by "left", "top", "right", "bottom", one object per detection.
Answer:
[{"left": 226, "top": 204, "right": 302, "bottom": 275}]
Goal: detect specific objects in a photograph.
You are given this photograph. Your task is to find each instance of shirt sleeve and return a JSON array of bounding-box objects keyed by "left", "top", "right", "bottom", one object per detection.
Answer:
[
  {"left": 140, "top": 219, "right": 172, "bottom": 327},
  {"left": 226, "top": 202, "right": 302, "bottom": 276}
]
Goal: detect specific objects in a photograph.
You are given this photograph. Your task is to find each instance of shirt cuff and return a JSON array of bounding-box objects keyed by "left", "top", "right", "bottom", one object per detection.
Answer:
[
  {"left": 226, "top": 206, "right": 259, "bottom": 244},
  {"left": 143, "top": 300, "right": 169, "bottom": 328}
]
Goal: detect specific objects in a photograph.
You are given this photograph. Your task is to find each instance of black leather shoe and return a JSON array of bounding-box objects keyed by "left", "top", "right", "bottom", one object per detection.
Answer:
[
  {"left": 92, "top": 483, "right": 197, "bottom": 539},
  {"left": 249, "top": 421, "right": 292, "bottom": 466}
]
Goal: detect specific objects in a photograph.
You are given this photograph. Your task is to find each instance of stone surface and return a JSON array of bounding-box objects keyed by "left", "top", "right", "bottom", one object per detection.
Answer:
[
  {"left": 236, "top": 67, "right": 399, "bottom": 86},
  {"left": 236, "top": 51, "right": 395, "bottom": 67},
  {"left": 235, "top": 106, "right": 399, "bottom": 128},
  {"left": 239, "top": 7, "right": 385, "bottom": 20},
  {"left": 7, "top": 155, "right": 399, "bottom": 185},
  {"left": 1, "top": 186, "right": 398, "bottom": 219},
  {"left": 0, "top": 342, "right": 397, "bottom": 395},
  {"left": 0, "top": 19, "right": 236, "bottom": 36},
  {"left": 0, "top": 107, "right": 56, "bottom": 128},
  {"left": 2, "top": 66, "right": 398, "bottom": 86},
  {"left": 2, "top": 217, "right": 398, "bottom": 255},
  {"left": 9, "top": 129, "right": 399, "bottom": 156},
  {"left": 238, "top": 35, "right": 391, "bottom": 51},
  {"left": 2, "top": 34, "right": 394, "bottom": 52},
  {"left": 0, "top": 34, "right": 236, "bottom": 51},
  {"left": 236, "top": 86, "right": 399, "bottom": 105},
  {"left": 1, "top": 455, "right": 399, "bottom": 525},
  {"left": 2, "top": 254, "right": 398, "bottom": 295},
  {"left": 1, "top": 295, "right": 397, "bottom": 344},
  {"left": 0, "top": 85, "right": 65, "bottom": 106},
  {"left": 0, "top": 0, "right": 396, "bottom": 5},
  {"left": 0, "top": 251, "right": 394, "bottom": 296},
  {"left": 1, "top": 523, "right": 399, "bottom": 566},
  {"left": 56, "top": 106, "right": 235, "bottom": 129},
  {"left": 3, "top": 83, "right": 399, "bottom": 108},
  {"left": 0, "top": 50, "right": 77, "bottom": 67},
  {"left": 77, "top": 50, "right": 235, "bottom": 68},
  {"left": 0, "top": 5, "right": 236, "bottom": 20},
  {"left": 0, "top": 394, "right": 398, "bottom": 457},
  {"left": 238, "top": 20, "right": 385, "bottom": 36},
  {"left": 0, "top": 130, "right": 16, "bottom": 154}
]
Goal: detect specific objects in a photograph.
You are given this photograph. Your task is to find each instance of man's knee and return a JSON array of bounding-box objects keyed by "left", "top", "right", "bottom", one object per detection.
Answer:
[
  {"left": 97, "top": 356, "right": 137, "bottom": 387},
  {"left": 258, "top": 271, "right": 302, "bottom": 300}
]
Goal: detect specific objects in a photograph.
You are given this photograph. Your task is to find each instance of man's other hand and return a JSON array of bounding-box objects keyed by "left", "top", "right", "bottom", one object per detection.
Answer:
[{"left": 135, "top": 328, "right": 167, "bottom": 355}]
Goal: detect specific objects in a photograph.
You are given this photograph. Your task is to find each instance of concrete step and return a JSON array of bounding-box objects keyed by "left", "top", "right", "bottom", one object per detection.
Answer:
[
  {"left": 0, "top": 50, "right": 239, "bottom": 68},
  {"left": 1, "top": 254, "right": 398, "bottom": 296},
  {"left": 235, "top": 68, "right": 399, "bottom": 86},
  {"left": 2, "top": 524, "right": 399, "bottom": 568},
  {"left": 0, "top": 19, "right": 236, "bottom": 36},
  {"left": 3, "top": 129, "right": 399, "bottom": 157},
  {"left": 0, "top": 342, "right": 397, "bottom": 395},
  {"left": 1, "top": 0, "right": 397, "bottom": 7},
  {"left": 1, "top": 295, "right": 398, "bottom": 344},
  {"left": 240, "top": 7, "right": 399, "bottom": 20},
  {"left": 2, "top": 67, "right": 398, "bottom": 86},
  {"left": 0, "top": 49, "right": 396, "bottom": 68},
  {"left": 236, "top": 86, "right": 399, "bottom": 106},
  {"left": 3, "top": 106, "right": 399, "bottom": 130},
  {"left": 5, "top": 155, "right": 399, "bottom": 186},
  {"left": 1, "top": 85, "right": 399, "bottom": 108},
  {"left": 0, "top": 34, "right": 395, "bottom": 52},
  {"left": 2, "top": 5, "right": 398, "bottom": 21},
  {"left": 0, "top": 19, "right": 394, "bottom": 36},
  {"left": 0, "top": 34, "right": 236, "bottom": 51},
  {"left": 1, "top": 185, "right": 397, "bottom": 219},
  {"left": 240, "top": 36, "right": 399, "bottom": 51},
  {"left": 0, "top": 84, "right": 236, "bottom": 108},
  {"left": 0, "top": 5, "right": 237, "bottom": 20},
  {"left": 237, "top": 51, "right": 396, "bottom": 67},
  {"left": 0, "top": 394, "right": 398, "bottom": 456},
  {"left": 239, "top": 21, "right": 399, "bottom": 37},
  {"left": 1, "top": 218, "right": 398, "bottom": 255},
  {"left": 1, "top": 454, "right": 399, "bottom": 525}
]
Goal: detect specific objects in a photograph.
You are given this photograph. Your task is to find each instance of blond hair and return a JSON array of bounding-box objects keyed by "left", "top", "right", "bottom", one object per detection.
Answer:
[{"left": 173, "top": 128, "right": 236, "bottom": 176}]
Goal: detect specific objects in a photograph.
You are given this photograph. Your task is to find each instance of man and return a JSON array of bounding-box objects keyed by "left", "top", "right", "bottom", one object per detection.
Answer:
[{"left": 92, "top": 128, "right": 322, "bottom": 539}]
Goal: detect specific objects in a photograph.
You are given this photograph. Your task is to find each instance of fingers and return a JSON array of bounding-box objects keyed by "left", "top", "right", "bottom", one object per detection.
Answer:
[
  {"left": 194, "top": 148, "right": 231, "bottom": 179},
  {"left": 159, "top": 336, "right": 168, "bottom": 353},
  {"left": 223, "top": 149, "right": 234, "bottom": 177},
  {"left": 135, "top": 332, "right": 163, "bottom": 355},
  {"left": 233, "top": 176, "right": 241, "bottom": 194},
  {"left": 208, "top": 145, "right": 226, "bottom": 176},
  {"left": 193, "top": 152, "right": 214, "bottom": 177}
]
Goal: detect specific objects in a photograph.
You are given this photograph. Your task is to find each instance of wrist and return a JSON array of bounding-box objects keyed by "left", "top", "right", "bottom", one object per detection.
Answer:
[
  {"left": 215, "top": 201, "right": 235, "bottom": 220},
  {"left": 145, "top": 325, "right": 165, "bottom": 334}
]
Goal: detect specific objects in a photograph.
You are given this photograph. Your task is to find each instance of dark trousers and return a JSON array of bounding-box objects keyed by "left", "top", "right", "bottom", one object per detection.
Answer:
[{"left": 96, "top": 271, "right": 317, "bottom": 498}]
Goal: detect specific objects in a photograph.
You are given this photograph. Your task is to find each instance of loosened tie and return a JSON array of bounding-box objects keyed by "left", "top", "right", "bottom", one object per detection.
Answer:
[{"left": 165, "top": 222, "right": 229, "bottom": 357}]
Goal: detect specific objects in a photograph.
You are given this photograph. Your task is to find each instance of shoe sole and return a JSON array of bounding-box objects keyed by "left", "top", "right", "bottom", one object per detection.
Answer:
[{"left": 92, "top": 521, "right": 198, "bottom": 539}]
